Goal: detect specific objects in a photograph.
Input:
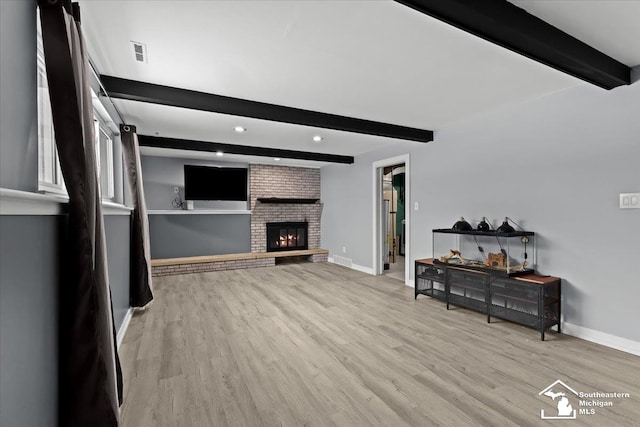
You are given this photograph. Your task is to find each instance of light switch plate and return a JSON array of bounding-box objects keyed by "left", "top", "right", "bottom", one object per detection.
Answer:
[{"left": 619, "top": 193, "right": 640, "bottom": 209}]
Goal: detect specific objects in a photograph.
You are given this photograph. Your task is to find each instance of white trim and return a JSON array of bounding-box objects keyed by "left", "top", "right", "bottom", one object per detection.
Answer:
[
  {"left": 371, "top": 154, "right": 411, "bottom": 287},
  {"left": 117, "top": 308, "right": 134, "bottom": 348},
  {"left": 0, "top": 188, "right": 66, "bottom": 215},
  {"left": 37, "top": 180, "right": 66, "bottom": 197},
  {"left": 562, "top": 322, "right": 640, "bottom": 356},
  {"left": 147, "top": 209, "right": 252, "bottom": 215},
  {"left": 102, "top": 202, "right": 133, "bottom": 216},
  {"left": 351, "top": 263, "right": 375, "bottom": 275},
  {"left": 327, "top": 256, "right": 375, "bottom": 275},
  {"left": 407, "top": 278, "right": 415, "bottom": 289},
  {"left": 0, "top": 188, "right": 134, "bottom": 216}
]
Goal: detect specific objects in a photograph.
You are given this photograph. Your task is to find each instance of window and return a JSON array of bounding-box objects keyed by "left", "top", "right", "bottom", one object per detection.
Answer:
[
  {"left": 37, "top": 14, "right": 65, "bottom": 194},
  {"left": 94, "top": 115, "right": 115, "bottom": 200},
  {"left": 37, "top": 9, "right": 116, "bottom": 201}
]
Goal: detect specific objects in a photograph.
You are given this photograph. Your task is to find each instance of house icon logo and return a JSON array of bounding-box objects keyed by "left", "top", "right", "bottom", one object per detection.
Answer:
[{"left": 539, "top": 380, "right": 578, "bottom": 419}]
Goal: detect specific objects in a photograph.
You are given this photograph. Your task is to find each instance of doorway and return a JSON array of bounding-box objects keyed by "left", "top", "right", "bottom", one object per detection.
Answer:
[{"left": 372, "top": 154, "right": 410, "bottom": 286}]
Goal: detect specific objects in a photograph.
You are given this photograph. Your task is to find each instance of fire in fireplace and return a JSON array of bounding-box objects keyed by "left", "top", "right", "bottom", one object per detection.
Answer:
[{"left": 266, "top": 222, "right": 308, "bottom": 252}]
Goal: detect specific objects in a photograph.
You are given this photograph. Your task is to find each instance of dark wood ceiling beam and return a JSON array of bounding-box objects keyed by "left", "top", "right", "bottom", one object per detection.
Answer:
[
  {"left": 395, "top": 0, "right": 630, "bottom": 90},
  {"left": 138, "top": 135, "right": 354, "bottom": 164},
  {"left": 101, "top": 76, "right": 434, "bottom": 143}
]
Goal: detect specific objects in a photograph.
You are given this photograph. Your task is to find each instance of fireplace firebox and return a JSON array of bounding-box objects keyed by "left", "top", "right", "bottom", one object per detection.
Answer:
[{"left": 266, "top": 222, "right": 308, "bottom": 252}]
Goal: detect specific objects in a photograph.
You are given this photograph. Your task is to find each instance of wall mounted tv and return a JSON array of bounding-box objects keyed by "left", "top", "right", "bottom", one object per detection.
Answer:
[{"left": 184, "top": 165, "right": 248, "bottom": 201}]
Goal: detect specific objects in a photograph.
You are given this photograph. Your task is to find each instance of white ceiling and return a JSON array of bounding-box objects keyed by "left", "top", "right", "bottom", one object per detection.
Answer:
[{"left": 79, "top": 0, "right": 639, "bottom": 166}]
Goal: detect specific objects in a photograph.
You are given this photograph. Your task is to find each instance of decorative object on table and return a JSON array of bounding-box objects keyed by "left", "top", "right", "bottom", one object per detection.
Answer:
[
  {"left": 496, "top": 217, "right": 515, "bottom": 233},
  {"left": 432, "top": 226, "right": 535, "bottom": 276},
  {"left": 439, "top": 249, "right": 467, "bottom": 264},
  {"left": 477, "top": 217, "right": 491, "bottom": 232},
  {"left": 452, "top": 217, "right": 472, "bottom": 231},
  {"left": 485, "top": 252, "right": 508, "bottom": 269}
]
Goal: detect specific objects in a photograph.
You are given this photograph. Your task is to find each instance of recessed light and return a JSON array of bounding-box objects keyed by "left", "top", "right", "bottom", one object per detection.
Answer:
[
  {"left": 216, "top": 151, "right": 224, "bottom": 157},
  {"left": 234, "top": 126, "right": 246, "bottom": 133},
  {"left": 313, "top": 135, "right": 323, "bottom": 142},
  {"left": 274, "top": 158, "right": 281, "bottom": 161}
]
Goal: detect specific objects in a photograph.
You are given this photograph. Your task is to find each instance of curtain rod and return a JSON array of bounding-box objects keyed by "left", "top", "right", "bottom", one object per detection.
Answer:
[{"left": 88, "top": 57, "right": 126, "bottom": 126}]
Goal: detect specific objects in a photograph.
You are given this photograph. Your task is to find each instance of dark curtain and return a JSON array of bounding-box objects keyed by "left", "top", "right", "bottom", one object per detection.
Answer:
[
  {"left": 38, "top": 1, "right": 122, "bottom": 425},
  {"left": 120, "top": 125, "right": 154, "bottom": 307}
]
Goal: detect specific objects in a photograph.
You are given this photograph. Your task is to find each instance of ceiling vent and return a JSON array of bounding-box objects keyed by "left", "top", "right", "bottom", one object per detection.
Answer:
[{"left": 130, "top": 41, "right": 147, "bottom": 63}]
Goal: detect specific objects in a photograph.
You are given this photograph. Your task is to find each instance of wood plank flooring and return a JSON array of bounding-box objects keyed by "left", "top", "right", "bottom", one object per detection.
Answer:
[{"left": 119, "top": 263, "right": 640, "bottom": 426}]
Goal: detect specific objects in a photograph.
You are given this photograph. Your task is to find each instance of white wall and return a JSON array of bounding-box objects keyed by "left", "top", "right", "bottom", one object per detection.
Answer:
[{"left": 321, "top": 78, "right": 640, "bottom": 345}]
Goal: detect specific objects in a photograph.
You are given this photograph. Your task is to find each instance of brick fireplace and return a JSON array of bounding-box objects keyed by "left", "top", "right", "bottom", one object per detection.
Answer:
[{"left": 250, "top": 165, "right": 323, "bottom": 257}]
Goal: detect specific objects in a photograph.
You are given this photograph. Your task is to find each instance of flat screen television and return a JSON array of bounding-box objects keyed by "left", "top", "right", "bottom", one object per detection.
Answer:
[{"left": 184, "top": 165, "right": 248, "bottom": 201}]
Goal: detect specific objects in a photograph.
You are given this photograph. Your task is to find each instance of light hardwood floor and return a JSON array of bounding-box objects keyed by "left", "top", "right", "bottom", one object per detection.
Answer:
[{"left": 119, "top": 263, "right": 640, "bottom": 426}]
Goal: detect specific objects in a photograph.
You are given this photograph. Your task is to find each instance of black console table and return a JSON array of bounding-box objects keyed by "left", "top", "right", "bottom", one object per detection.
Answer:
[{"left": 415, "top": 258, "right": 561, "bottom": 340}]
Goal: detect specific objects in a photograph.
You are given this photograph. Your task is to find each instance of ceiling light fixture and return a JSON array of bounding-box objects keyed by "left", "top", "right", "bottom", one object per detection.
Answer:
[
  {"left": 274, "top": 158, "right": 281, "bottom": 161},
  {"left": 313, "top": 135, "right": 323, "bottom": 142},
  {"left": 234, "top": 126, "right": 246, "bottom": 133},
  {"left": 216, "top": 151, "right": 224, "bottom": 157}
]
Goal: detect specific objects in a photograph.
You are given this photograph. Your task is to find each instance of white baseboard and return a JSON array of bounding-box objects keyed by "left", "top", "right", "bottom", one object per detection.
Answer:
[
  {"left": 328, "top": 257, "right": 413, "bottom": 283},
  {"left": 117, "top": 308, "right": 134, "bottom": 348},
  {"left": 328, "top": 257, "right": 375, "bottom": 275},
  {"left": 351, "top": 263, "right": 375, "bottom": 275},
  {"left": 562, "top": 322, "right": 640, "bottom": 356}
]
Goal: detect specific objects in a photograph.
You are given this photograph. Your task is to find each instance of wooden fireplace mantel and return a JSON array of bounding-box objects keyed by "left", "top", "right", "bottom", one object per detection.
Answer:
[{"left": 257, "top": 198, "right": 319, "bottom": 204}]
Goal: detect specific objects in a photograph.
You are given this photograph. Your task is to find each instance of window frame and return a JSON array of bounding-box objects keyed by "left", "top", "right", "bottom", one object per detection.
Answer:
[
  {"left": 37, "top": 15, "right": 66, "bottom": 196},
  {"left": 93, "top": 112, "right": 116, "bottom": 201}
]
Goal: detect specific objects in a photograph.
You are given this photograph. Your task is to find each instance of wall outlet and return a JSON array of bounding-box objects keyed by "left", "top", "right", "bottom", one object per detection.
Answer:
[
  {"left": 174, "top": 187, "right": 180, "bottom": 194},
  {"left": 619, "top": 192, "right": 639, "bottom": 209},
  {"left": 414, "top": 202, "right": 419, "bottom": 211},
  {"left": 342, "top": 246, "right": 347, "bottom": 253}
]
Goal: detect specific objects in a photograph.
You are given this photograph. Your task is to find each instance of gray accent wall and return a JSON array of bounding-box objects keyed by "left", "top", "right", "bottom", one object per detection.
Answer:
[
  {"left": 321, "top": 81, "right": 640, "bottom": 343},
  {"left": 0, "top": 3, "right": 58, "bottom": 426},
  {"left": 149, "top": 214, "right": 250, "bottom": 259},
  {"left": 104, "top": 215, "right": 131, "bottom": 330},
  {"left": 0, "top": 0, "right": 38, "bottom": 192},
  {"left": 0, "top": 216, "right": 59, "bottom": 427},
  {"left": 142, "top": 155, "right": 252, "bottom": 259}
]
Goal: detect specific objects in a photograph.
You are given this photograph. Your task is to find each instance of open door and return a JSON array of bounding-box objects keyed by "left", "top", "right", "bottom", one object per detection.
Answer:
[{"left": 372, "top": 155, "right": 410, "bottom": 285}]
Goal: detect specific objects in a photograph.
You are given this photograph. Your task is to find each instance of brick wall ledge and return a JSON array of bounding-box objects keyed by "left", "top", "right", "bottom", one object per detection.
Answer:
[
  {"left": 152, "top": 248, "right": 329, "bottom": 266},
  {"left": 151, "top": 249, "right": 329, "bottom": 277}
]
